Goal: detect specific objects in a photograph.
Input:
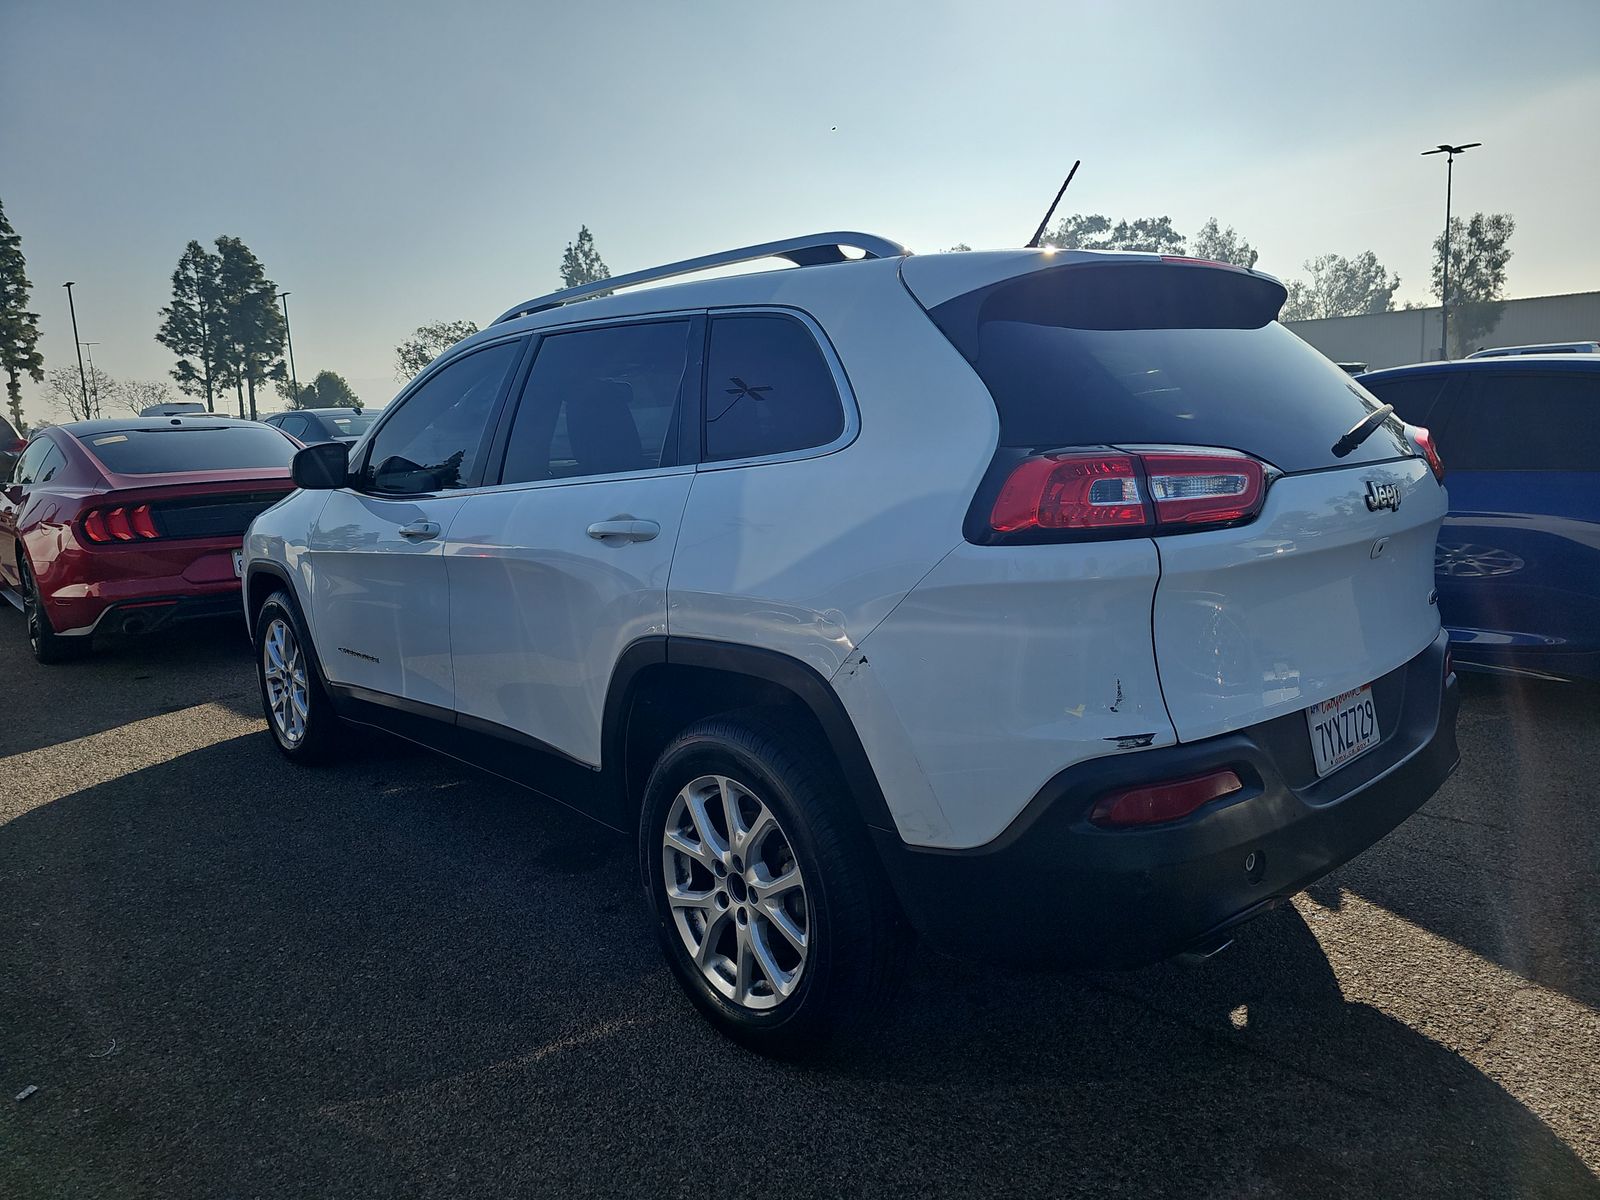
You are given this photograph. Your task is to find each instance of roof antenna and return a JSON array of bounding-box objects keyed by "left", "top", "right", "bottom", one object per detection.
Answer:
[{"left": 1026, "top": 160, "right": 1081, "bottom": 249}]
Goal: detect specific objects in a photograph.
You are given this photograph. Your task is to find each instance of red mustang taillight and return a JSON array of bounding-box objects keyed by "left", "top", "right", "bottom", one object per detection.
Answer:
[{"left": 81, "top": 504, "right": 161, "bottom": 544}]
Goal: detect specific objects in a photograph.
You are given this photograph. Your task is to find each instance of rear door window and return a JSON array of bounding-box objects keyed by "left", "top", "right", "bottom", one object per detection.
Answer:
[
  {"left": 927, "top": 262, "right": 1413, "bottom": 473},
  {"left": 702, "top": 315, "right": 844, "bottom": 463},
  {"left": 277, "top": 415, "right": 311, "bottom": 441},
  {"left": 81, "top": 425, "right": 298, "bottom": 475},
  {"left": 1444, "top": 372, "right": 1600, "bottom": 471},
  {"left": 500, "top": 320, "right": 694, "bottom": 484}
]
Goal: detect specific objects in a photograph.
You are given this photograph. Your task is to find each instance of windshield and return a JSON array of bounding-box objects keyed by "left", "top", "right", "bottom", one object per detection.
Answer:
[
  {"left": 81, "top": 425, "right": 297, "bottom": 475},
  {"left": 929, "top": 263, "right": 1413, "bottom": 473}
]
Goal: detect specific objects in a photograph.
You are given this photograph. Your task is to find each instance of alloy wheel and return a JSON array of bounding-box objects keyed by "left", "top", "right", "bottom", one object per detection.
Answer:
[
  {"left": 262, "top": 616, "right": 310, "bottom": 747},
  {"left": 662, "top": 774, "right": 810, "bottom": 1010}
]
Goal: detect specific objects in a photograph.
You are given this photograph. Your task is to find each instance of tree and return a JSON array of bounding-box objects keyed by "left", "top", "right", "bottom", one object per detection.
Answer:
[
  {"left": 0, "top": 199, "right": 45, "bottom": 433},
  {"left": 1040, "top": 213, "right": 1186, "bottom": 254},
  {"left": 156, "top": 241, "right": 227, "bottom": 413},
  {"left": 212, "top": 236, "right": 286, "bottom": 421},
  {"left": 1190, "top": 218, "right": 1259, "bottom": 269},
  {"left": 116, "top": 378, "right": 173, "bottom": 415},
  {"left": 277, "top": 369, "right": 360, "bottom": 409},
  {"left": 559, "top": 225, "right": 611, "bottom": 291},
  {"left": 1432, "top": 212, "right": 1514, "bottom": 356},
  {"left": 1279, "top": 252, "right": 1399, "bottom": 321},
  {"left": 46, "top": 364, "right": 113, "bottom": 421},
  {"left": 395, "top": 319, "right": 479, "bottom": 380},
  {"left": 945, "top": 242, "right": 973, "bottom": 252}
]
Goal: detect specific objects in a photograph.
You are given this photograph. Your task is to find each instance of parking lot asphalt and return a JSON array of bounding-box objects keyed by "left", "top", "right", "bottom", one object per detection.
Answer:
[{"left": 1, "top": 614, "right": 1596, "bottom": 1199}]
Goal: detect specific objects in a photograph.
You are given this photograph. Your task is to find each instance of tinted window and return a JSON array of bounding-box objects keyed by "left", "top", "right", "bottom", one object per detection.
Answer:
[
  {"left": 501, "top": 321, "right": 692, "bottom": 484},
  {"left": 363, "top": 340, "right": 522, "bottom": 493},
  {"left": 928, "top": 263, "right": 1412, "bottom": 473},
  {"left": 36, "top": 446, "right": 67, "bottom": 483},
  {"left": 81, "top": 425, "right": 297, "bottom": 475},
  {"left": 12, "top": 439, "right": 51, "bottom": 485},
  {"left": 1444, "top": 373, "right": 1600, "bottom": 471},
  {"left": 703, "top": 315, "right": 843, "bottom": 463},
  {"left": 277, "top": 415, "right": 311, "bottom": 441},
  {"left": 1359, "top": 373, "right": 1452, "bottom": 425}
]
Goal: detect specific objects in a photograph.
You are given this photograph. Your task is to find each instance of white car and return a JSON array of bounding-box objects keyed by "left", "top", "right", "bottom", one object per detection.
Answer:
[{"left": 242, "top": 233, "right": 1460, "bottom": 1053}]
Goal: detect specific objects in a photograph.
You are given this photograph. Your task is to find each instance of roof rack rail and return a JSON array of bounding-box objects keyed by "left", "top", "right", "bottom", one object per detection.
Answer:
[{"left": 492, "top": 231, "right": 909, "bottom": 325}]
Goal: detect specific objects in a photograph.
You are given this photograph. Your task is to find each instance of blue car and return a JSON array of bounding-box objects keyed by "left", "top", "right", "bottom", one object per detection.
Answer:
[{"left": 1358, "top": 356, "right": 1600, "bottom": 682}]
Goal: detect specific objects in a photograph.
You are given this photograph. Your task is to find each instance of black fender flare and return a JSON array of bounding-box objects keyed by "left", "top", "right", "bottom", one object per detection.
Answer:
[{"left": 600, "top": 636, "right": 898, "bottom": 835}]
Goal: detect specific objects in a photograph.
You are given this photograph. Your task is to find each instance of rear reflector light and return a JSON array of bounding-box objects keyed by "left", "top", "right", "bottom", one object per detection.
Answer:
[
  {"left": 82, "top": 504, "right": 161, "bottom": 544},
  {"left": 989, "top": 449, "right": 1267, "bottom": 537},
  {"left": 1090, "top": 769, "right": 1244, "bottom": 828},
  {"left": 1410, "top": 425, "right": 1444, "bottom": 482}
]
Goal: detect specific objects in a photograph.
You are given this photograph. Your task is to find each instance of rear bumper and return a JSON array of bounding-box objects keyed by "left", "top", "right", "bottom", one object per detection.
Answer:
[
  {"left": 42, "top": 543, "right": 244, "bottom": 636},
  {"left": 873, "top": 630, "right": 1459, "bottom": 968}
]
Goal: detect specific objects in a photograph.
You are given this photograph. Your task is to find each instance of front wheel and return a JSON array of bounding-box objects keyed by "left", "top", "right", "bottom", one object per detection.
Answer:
[
  {"left": 254, "top": 591, "right": 341, "bottom": 762},
  {"left": 640, "top": 714, "right": 909, "bottom": 1056}
]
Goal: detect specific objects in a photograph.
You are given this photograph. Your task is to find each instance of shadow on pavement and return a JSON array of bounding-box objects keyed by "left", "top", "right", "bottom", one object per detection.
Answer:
[
  {"left": 1328, "top": 673, "right": 1599, "bottom": 1012},
  {"left": 0, "top": 614, "right": 256, "bottom": 758},
  {"left": 3, "top": 730, "right": 1595, "bottom": 1199}
]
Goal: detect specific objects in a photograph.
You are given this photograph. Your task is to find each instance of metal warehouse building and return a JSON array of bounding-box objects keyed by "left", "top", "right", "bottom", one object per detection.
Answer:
[{"left": 1285, "top": 290, "right": 1600, "bottom": 370}]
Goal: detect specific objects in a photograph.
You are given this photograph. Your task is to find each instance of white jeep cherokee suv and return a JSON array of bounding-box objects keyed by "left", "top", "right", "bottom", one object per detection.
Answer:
[{"left": 243, "top": 233, "right": 1459, "bottom": 1053}]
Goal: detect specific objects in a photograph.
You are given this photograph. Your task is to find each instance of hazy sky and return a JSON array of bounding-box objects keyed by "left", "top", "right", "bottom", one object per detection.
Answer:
[{"left": 4, "top": 0, "right": 1598, "bottom": 423}]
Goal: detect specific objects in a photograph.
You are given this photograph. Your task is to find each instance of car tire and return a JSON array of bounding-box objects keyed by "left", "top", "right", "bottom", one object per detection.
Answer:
[
  {"left": 19, "top": 556, "right": 87, "bottom": 665},
  {"left": 639, "top": 712, "right": 910, "bottom": 1056},
  {"left": 253, "top": 590, "right": 341, "bottom": 763}
]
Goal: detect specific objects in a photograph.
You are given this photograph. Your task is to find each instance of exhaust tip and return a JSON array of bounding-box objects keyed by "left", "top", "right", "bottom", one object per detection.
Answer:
[{"left": 121, "top": 616, "right": 149, "bottom": 636}]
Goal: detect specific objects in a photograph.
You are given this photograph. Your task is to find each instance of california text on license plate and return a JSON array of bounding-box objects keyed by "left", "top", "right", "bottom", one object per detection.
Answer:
[
  {"left": 232, "top": 549, "right": 244, "bottom": 579},
  {"left": 1306, "top": 684, "right": 1378, "bottom": 778}
]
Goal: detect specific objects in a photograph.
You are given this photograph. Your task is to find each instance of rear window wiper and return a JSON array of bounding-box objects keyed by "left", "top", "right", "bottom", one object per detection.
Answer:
[{"left": 1331, "top": 403, "right": 1395, "bottom": 458}]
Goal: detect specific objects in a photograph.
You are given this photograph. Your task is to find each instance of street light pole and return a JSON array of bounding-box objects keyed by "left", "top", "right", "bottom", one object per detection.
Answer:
[
  {"left": 278, "top": 292, "right": 299, "bottom": 406},
  {"left": 79, "top": 342, "right": 101, "bottom": 418},
  {"left": 1422, "top": 141, "right": 1481, "bottom": 360},
  {"left": 63, "top": 282, "right": 89, "bottom": 412}
]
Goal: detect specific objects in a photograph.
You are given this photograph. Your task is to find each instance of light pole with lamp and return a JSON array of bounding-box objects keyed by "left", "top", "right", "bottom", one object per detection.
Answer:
[
  {"left": 278, "top": 292, "right": 299, "bottom": 406},
  {"left": 1421, "top": 141, "right": 1481, "bottom": 359},
  {"left": 62, "top": 282, "right": 89, "bottom": 411},
  {"left": 79, "top": 342, "right": 102, "bottom": 417}
]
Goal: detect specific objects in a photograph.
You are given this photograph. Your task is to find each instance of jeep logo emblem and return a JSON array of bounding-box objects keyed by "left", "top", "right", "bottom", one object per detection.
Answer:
[{"left": 1365, "top": 481, "right": 1401, "bottom": 512}]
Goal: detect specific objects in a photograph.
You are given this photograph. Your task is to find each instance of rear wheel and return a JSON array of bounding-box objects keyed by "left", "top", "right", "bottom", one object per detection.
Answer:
[
  {"left": 254, "top": 591, "right": 341, "bottom": 762},
  {"left": 19, "top": 557, "right": 87, "bottom": 665},
  {"left": 640, "top": 714, "right": 908, "bottom": 1056}
]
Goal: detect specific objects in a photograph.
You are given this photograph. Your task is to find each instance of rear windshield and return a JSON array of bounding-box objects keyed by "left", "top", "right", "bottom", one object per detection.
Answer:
[
  {"left": 81, "top": 425, "right": 297, "bottom": 475},
  {"left": 325, "top": 411, "right": 377, "bottom": 436},
  {"left": 928, "top": 263, "right": 1413, "bottom": 473}
]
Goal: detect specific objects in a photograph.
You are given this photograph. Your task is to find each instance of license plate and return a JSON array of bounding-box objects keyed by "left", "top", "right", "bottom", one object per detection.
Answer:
[
  {"left": 232, "top": 549, "right": 244, "bottom": 579},
  {"left": 1306, "top": 684, "right": 1379, "bottom": 778}
]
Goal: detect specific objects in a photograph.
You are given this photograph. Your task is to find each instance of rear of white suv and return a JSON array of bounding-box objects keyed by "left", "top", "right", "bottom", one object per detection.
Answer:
[{"left": 242, "top": 237, "right": 1458, "bottom": 1054}]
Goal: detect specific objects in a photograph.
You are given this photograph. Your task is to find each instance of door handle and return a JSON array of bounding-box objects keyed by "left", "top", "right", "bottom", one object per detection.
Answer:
[
  {"left": 398, "top": 520, "right": 441, "bottom": 541},
  {"left": 587, "top": 518, "right": 660, "bottom": 543}
]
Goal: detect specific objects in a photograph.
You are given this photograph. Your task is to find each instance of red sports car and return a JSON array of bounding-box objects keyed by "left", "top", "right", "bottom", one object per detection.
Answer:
[{"left": 0, "top": 416, "right": 300, "bottom": 663}]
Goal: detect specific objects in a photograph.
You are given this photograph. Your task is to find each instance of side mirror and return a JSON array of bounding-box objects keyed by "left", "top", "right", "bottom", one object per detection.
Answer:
[{"left": 291, "top": 441, "right": 351, "bottom": 490}]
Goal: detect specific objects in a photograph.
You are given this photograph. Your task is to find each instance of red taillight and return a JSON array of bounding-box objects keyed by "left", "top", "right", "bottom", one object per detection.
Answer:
[
  {"left": 1159, "top": 255, "right": 1249, "bottom": 273},
  {"left": 1141, "top": 453, "right": 1265, "bottom": 526},
  {"left": 129, "top": 504, "right": 159, "bottom": 539},
  {"left": 989, "top": 449, "right": 1267, "bottom": 537},
  {"left": 1411, "top": 425, "right": 1445, "bottom": 482},
  {"left": 1090, "top": 768, "right": 1244, "bottom": 829},
  {"left": 82, "top": 504, "right": 160, "bottom": 543},
  {"left": 991, "top": 453, "right": 1145, "bottom": 532}
]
